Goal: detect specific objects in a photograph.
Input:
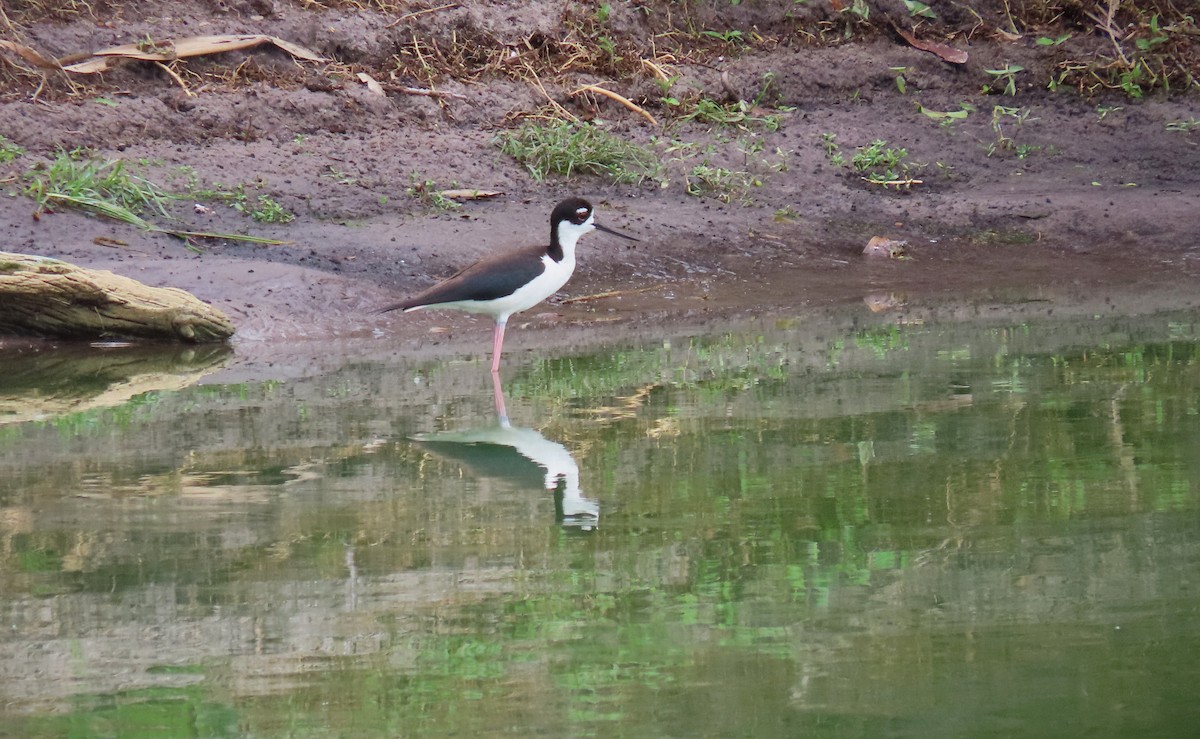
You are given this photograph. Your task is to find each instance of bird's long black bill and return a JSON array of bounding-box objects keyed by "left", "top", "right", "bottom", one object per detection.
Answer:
[{"left": 595, "top": 222, "right": 639, "bottom": 242}]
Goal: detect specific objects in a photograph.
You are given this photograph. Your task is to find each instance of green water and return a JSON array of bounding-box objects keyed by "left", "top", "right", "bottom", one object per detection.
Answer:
[{"left": 2, "top": 306, "right": 1199, "bottom": 737}]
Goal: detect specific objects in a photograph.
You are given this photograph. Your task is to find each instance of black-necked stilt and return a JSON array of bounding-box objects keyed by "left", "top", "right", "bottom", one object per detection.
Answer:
[{"left": 380, "top": 197, "right": 637, "bottom": 373}]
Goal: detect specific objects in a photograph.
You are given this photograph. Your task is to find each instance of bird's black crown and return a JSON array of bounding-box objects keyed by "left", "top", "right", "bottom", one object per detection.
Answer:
[{"left": 551, "top": 197, "right": 593, "bottom": 227}]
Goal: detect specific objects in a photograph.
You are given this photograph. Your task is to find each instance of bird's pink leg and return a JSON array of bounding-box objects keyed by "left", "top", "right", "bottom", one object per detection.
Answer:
[
  {"left": 490, "top": 370, "right": 509, "bottom": 425},
  {"left": 490, "top": 319, "right": 507, "bottom": 374}
]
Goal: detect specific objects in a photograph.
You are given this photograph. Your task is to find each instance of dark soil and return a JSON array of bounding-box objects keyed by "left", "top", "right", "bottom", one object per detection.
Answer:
[{"left": 2, "top": 1, "right": 1198, "bottom": 369}]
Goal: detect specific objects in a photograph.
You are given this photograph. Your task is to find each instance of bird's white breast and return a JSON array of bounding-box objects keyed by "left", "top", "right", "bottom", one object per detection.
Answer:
[
  {"left": 447, "top": 252, "right": 573, "bottom": 321},
  {"left": 499, "top": 253, "right": 575, "bottom": 315}
]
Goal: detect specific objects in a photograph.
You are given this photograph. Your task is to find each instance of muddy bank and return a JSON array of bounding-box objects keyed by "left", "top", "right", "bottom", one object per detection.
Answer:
[{"left": 0, "top": 1, "right": 1197, "bottom": 366}]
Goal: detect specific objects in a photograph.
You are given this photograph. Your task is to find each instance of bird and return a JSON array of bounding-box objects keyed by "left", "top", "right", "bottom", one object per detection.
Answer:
[{"left": 379, "top": 197, "right": 637, "bottom": 373}]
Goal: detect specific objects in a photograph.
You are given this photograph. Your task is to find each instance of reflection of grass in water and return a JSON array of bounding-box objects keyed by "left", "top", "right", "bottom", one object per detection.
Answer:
[
  {"left": 477, "top": 327, "right": 1200, "bottom": 540},
  {"left": 247, "top": 581, "right": 791, "bottom": 733},
  {"left": 854, "top": 323, "right": 910, "bottom": 358},
  {"left": 393, "top": 635, "right": 506, "bottom": 705},
  {"left": 5, "top": 684, "right": 238, "bottom": 738},
  {"left": 505, "top": 333, "right": 793, "bottom": 407},
  {"left": 44, "top": 392, "right": 164, "bottom": 437},
  {"left": 18, "top": 547, "right": 61, "bottom": 573}
]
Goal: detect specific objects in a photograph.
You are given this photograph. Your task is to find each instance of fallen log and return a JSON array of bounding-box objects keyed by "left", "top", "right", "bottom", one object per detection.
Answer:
[{"left": 0, "top": 251, "right": 234, "bottom": 342}]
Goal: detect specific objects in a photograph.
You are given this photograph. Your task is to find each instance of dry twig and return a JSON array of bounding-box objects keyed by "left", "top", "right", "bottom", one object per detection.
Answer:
[
  {"left": 570, "top": 84, "right": 658, "bottom": 125},
  {"left": 387, "top": 84, "right": 467, "bottom": 100},
  {"left": 1083, "top": 0, "right": 1132, "bottom": 67},
  {"left": 386, "top": 3, "right": 460, "bottom": 29},
  {"left": 560, "top": 285, "right": 665, "bottom": 305},
  {"left": 155, "top": 61, "right": 194, "bottom": 96},
  {"left": 522, "top": 60, "right": 579, "bottom": 122}
]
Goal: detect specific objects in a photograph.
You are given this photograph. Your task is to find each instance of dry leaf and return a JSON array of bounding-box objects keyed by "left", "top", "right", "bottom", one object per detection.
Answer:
[
  {"left": 0, "top": 40, "right": 61, "bottom": 70},
  {"left": 895, "top": 27, "right": 968, "bottom": 65},
  {"left": 438, "top": 189, "right": 504, "bottom": 201},
  {"left": 356, "top": 72, "right": 386, "bottom": 96},
  {"left": 62, "top": 34, "right": 325, "bottom": 74},
  {"left": 60, "top": 58, "right": 115, "bottom": 74}
]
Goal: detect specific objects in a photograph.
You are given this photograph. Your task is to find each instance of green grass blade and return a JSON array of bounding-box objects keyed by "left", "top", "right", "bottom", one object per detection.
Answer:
[
  {"left": 45, "top": 192, "right": 151, "bottom": 229},
  {"left": 153, "top": 227, "right": 290, "bottom": 245}
]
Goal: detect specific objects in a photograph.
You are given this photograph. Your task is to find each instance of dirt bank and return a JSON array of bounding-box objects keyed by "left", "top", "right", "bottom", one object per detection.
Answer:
[{"left": 1, "top": 1, "right": 1197, "bottom": 365}]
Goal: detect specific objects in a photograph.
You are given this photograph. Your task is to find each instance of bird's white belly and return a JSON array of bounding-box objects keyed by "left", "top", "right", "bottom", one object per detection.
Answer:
[{"left": 446, "top": 255, "right": 574, "bottom": 320}]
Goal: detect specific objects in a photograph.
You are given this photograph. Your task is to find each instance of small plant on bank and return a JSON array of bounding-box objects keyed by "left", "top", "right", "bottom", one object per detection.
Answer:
[
  {"left": 497, "top": 119, "right": 660, "bottom": 184},
  {"left": 185, "top": 176, "right": 296, "bottom": 224},
  {"left": 685, "top": 163, "right": 760, "bottom": 202},
  {"left": 852, "top": 140, "right": 921, "bottom": 185},
  {"left": 916, "top": 102, "right": 974, "bottom": 128},
  {"left": 1036, "top": 33, "right": 1072, "bottom": 47},
  {"left": 820, "top": 133, "right": 845, "bottom": 166},
  {"left": 987, "top": 105, "right": 1041, "bottom": 158},
  {"left": 1166, "top": 117, "right": 1199, "bottom": 132},
  {"left": 821, "top": 134, "right": 924, "bottom": 187},
  {"left": 665, "top": 96, "right": 782, "bottom": 132},
  {"left": 134, "top": 33, "right": 173, "bottom": 56},
  {"left": 698, "top": 28, "right": 745, "bottom": 46},
  {"left": 248, "top": 195, "right": 294, "bottom": 224},
  {"left": 983, "top": 63, "right": 1025, "bottom": 96},
  {"left": 324, "top": 165, "right": 357, "bottom": 186},
  {"left": 191, "top": 181, "right": 295, "bottom": 223},
  {"left": 191, "top": 181, "right": 247, "bottom": 209},
  {"left": 406, "top": 173, "right": 461, "bottom": 211},
  {"left": 841, "top": 0, "right": 869, "bottom": 22},
  {"left": 666, "top": 137, "right": 788, "bottom": 204},
  {"left": 773, "top": 206, "right": 800, "bottom": 222},
  {"left": 0, "top": 135, "right": 24, "bottom": 164},
  {"left": 902, "top": 0, "right": 936, "bottom": 20}
]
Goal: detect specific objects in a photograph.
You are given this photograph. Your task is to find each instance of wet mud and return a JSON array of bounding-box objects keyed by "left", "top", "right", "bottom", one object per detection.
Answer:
[{"left": 1, "top": 1, "right": 1197, "bottom": 377}]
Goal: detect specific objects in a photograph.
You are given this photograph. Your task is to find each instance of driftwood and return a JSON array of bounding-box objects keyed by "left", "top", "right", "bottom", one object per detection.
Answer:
[{"left": 0, "top": 251, "right": 234, "bottom": 342}]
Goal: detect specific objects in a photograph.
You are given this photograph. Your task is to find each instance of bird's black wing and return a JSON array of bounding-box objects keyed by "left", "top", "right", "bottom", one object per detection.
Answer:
[{"left": 379, "top": 244, "right": 547, "bottom": 313}]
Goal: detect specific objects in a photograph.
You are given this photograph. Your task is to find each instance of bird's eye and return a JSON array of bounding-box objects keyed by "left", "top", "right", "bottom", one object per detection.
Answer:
[{"left": 575, "top": 207, "right": 589, "bottom": 222}]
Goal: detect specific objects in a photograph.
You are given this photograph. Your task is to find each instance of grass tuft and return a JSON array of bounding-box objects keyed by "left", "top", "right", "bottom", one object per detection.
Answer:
[
  {"left": 0, "top": 134, "right": 24, "bottom": 164},
  {"left": 821, "top": 134, "right": 924, "bottom": 187},
  {"left": 497, "top": 120, "right": 660, "bottom": 184},
  {"left": 21, "top": 150, "right": 288, "bottom": 246},
  {"left": 189, "top": 180, "right": 295, "bottom": 223},
  {"left": 406, "top": 173, "right": 461, "bottom": 211},
  {"left": 24, "top": 148, "right": 172, "bottom": 218}
]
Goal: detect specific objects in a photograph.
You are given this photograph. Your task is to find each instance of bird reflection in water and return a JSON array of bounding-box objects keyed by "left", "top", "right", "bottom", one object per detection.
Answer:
[{"left": 410, "top": 373, "right": 599, "bottom": 531}]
